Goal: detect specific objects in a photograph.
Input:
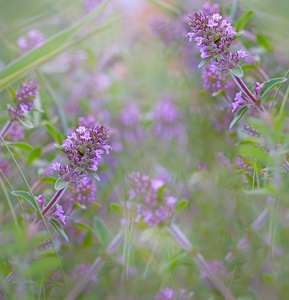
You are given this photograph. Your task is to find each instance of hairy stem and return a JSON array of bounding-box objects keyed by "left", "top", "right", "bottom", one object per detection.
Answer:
[
  {"left": 42, "top": 186, "right": 68, "bottom": 216},
  {"left": 0, "top": 120, "right": 13, "bottom": 139}
]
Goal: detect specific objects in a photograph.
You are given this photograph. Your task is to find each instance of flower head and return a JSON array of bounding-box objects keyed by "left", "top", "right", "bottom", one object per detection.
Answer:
[
  {"left": 127, "top": 173, "right": 177, "bottom": 227},
  {"left": 188, "top": 12, "right": 236, "bottom": 59},
  {"left": 231, "top": 91, "right": 247, "bottom": 113},
  {"left": 7, "top": 81, "right": 38, "bottom": 120},
  {"left": 52, "top": 125, "right": 111, "bottom": 187}
]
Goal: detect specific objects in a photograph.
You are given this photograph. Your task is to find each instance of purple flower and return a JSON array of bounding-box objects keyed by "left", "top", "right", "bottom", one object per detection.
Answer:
[
  {"left": 188, "top": 12, "right": 246, "bottom": 73},
  {"left": 231, "top": 91, "right": 247, "bottom": 112},
  {"left": 127, "top": 173, "right": 178, "bottom": 227},
  {"left": 17, "top": 30, "right": 45, "bottom": 53},
  {"left": 155, "top": 287, "right": 192, "bottom": 300},
  {"left": 201, "top": 2, "right": 220, "bottom": 15},
  {"left": 67, "top": 177, "right": 97, "bottom": 207},
  {"left": 0, "top": 159, "right": 10, "bottom": 176},
  {"left": 188, "top": 12, "right": 236, "bottom": 58},
  {"left": 199, "top": 260, "right": 228, "bottom": 289},
  {"left": 52, "top": 125, "right": 111, "bottom": 186},
  {"left": 253, "top": 81, "right": 264, "bottom": 96},
  {"left": 7, "top": 81, "right": 38, "bottom": 120}
]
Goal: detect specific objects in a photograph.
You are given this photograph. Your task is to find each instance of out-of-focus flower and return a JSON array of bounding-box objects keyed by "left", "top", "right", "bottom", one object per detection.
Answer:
[
  {"left": 7, "top": 81, "right": 38, "bottom": 120},
  {"left": 199, "top": 260, "right": 228, "bottom": 289},
  {"left": 0, "top": 159, "right": 10, "bottom": 176},
  {"left": 155, "top": 287, "right": 192, "bottom": 300},
  {"left": 127, "top": 173, "right": 178, "bottom": 227},
  {"left": 17, "top": 30, "right": 45, "bottom": 53},
  {"left": 149, "top": 14, "right": 185, "bottom": 44},
  {"left": 5, "top": 122, "right": 25, "bottom": 141}
]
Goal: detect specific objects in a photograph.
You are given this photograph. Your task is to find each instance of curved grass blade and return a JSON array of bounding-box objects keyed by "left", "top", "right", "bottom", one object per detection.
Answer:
[{"left": 0, "top": 0, "right": 110, "bottom": 90}]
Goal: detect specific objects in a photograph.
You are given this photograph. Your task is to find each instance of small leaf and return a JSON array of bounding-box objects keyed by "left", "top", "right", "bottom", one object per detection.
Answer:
[
  {"left": 41, "top": 176, "right": 57, "bottom": 184},
  {"left": 45, "top": 123, "right": 63, "bottom": 144},
  {"left": 256, "top": 33, "right": 272, "bottom": 51},
  {"left": 11, "top": 190, "right": 37, "bottom": 211},
  {"left": 198, "top": 56, "right": 211, "bottom": 68},
  {"left": 32, "top": 108, "right": 44, "bottom": 113},
  {"left": 262, "top": 273, "right": 275, "bottom": 283},
  {"left": 229, "top": 65, "right": 244, "bottom": 78},
  {"left": 229, "top": 105, "right": 250, "bottom": 129},
  {"left": 91, "top": 171, "right": 100, "bottom": 181},
  {"left": 6, "top": 142, "right": 33, "bottom": 151},
  {"left": 241, "top": 64, "right": 256, "bottom": 71},
  {"left": 238, "top": 144, "right": 273, "bottom": 164},
  {"left": 233, "top": 31, "right": 244, "bottom": 39},
  {"left": 54, "top": 144, "right": 66, "bottom": 153},
  {"left": 23, "top": 257, "right": 59, "bottom": 277},
  {"left": 74, "top": 222, "right": 94, "bottom": 232},
  {"left": 93, "top": 216, "right": 107, "bottom": 246},
  {"left": 235, "top": 11, "right": 253, "bottom": 31},
  {"left": 110, "top": 203, "right": 122, "bottom": 215},
  {"left": 17, "top": 118, "right": 33, "bottom": 128},
  {"left": 49, "top": 218, "right": 69, "bottom": 242},
  {"left": 260, "top": 77, "right": 287, "bottom": 99},
  {"left": 27, "top": 146, "right": 42, "bottom": 163},
  {"left": 8, "top": 86, "right": 17, "bottom": 101},
  {"left": 54, "top": 178, "right": 69, "bottom": 191},
  {"left": 175, "top": 199, "right": 188, "bottom": 212}
]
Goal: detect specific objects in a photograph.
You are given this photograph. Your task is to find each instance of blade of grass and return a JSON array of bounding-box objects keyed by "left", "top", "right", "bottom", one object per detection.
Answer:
[
  {"left": 144, "top": 0, "right": 181, "bottom": 16},
  {"left": 0, "top": 135, "right": 68, "bottom": 291},
  {"left": 0, "top": 176, "right": 18, "bottom": 227},
  {"left": 0, "top": 0, "right": 111, "bottom": 89}
]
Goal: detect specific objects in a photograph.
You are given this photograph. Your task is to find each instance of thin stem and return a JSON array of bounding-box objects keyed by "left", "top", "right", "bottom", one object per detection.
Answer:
[
  {"left": 65, "top": 232, "right": 123, "bottom": 300},
  {"left": 231, "top": 74, "right": 258, "bottom": 105},
  {"left": 42, "top": 186, "right": 68, "bottom": 216},
  {"left": 168, "top": 223, "right": 237, "bottom": 300},
  {"left": 0, "top": 120, "right": 13, "bottom": 139}
]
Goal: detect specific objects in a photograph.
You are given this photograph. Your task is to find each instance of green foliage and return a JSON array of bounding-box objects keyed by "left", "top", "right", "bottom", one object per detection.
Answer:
[
  {"left": 235, "top": 10, "right": 253, "bottom": 31},
  {"left": 230, "top": 105, "right": 250, "bottom": 129}
]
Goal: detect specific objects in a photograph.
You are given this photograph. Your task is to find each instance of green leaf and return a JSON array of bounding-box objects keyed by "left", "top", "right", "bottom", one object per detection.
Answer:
[
  {"left": 238, "top": 145, "right": 273, "bottom": 165},
  {"left": 74, "top": 222, "right": 94, "bottom": 232},
  {"left": 144, "top": 0, "right": 181, "bottom": 16},
  {"left": 8, "top": 86, "right": 17, "bottom": 101},
  {"left": 110, "top": 203, "right": 122, "bottom": 215},
  {"left": 54, "top": 178, "right": 69, "bottom": 191},
  {"left": 260, "top": 77, "right": 287, "bottom": 99},
  {"left": 41, "top": 176, "right": 57, "bottom": 184},
  {"left": 256, "top": 33, "right": 272, "bottom": 51},
  {"left": 11, "top": 190, "right": 37, "bottom": 211},
  {"left": 0, "top": 0, "right": 111, "bottom": 89},
  {"left": 229, "top": 105, "right": 250, "bottom": 129},
  {"left": 198, "top": 56, "right": 211, "bottom": 69},
  {"left": 229, "top": 65, "right": 244, "bottom": 78},
  {"left": 49, "top": 218, "right": 69, "bottom": 242},
  {"left": 17, "top": 118, "right": 33, "bottom": 128},
  {"left": 27, "top": 146, "right": 42, "bottom": 164},
  {"left": 233, "top": 31, "right": 244, "bottom": 39},
  {"left": 54, "top": 143, "right": 66, "bottom": 153},
  {"left": 93, "top": 216, "right": 108, "bottom": 246},
  {"left": 91, "top": 171, "right": 100, "bottom": 181},
  {"left": 241, "top": 63, "right": 256, "bottom": 71},
  {"left": 23, "top": 257, "right": 59, "bottom": 277},
  {"left": 175, "top": 199, "right": 188, "bottom": 212},
  {"left": 45, "top": 123, "right": 63, "bottom": 144},
  {"left": 235, "top": 11, "right": 253, "bottom": 31},
  {"left": 6, "top": 142, "right": 33, "bottom": 151}
]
